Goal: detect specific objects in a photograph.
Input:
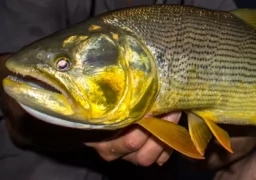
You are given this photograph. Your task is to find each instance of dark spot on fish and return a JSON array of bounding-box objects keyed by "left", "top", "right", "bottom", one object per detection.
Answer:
[
  {"left": 97, "top": 81, "right": 118, "bottom": 106},
  {"left": 84, "top": 36, "right": 119, "bottom": 67}
]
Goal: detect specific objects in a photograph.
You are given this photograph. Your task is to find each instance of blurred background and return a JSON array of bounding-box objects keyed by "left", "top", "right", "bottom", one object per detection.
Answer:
[{"left": 235, "top": 0, "right": 256, "bottom": 7}]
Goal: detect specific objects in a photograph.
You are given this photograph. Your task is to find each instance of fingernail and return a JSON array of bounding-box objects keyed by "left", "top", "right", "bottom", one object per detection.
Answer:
[
  {"left": 84, "top": 142, "right": 93, "bottom": 147},
  {"left": 172, "top": 113, "right": 181, "bottom": 122},
  {"left": 176, "top": 113, "right": 182, "bottom": 120},
  {"left": 157, "top": 162, "right": 164, "bottom": 166},
  {"left": 163, "top": 112, "right": 181, "bottom": 123}
]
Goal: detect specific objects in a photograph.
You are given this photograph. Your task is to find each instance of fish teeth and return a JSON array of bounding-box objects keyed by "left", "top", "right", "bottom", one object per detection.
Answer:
[{"left": 8, "top": 75, "right": 23, "bottom": 83}]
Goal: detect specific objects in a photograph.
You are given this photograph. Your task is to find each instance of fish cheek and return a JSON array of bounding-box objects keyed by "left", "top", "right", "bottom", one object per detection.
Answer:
[
  {"left": 97, "top": 81, "right": 118, "bottom": 105},
  {"left": 79, "top": 63, "right": 127, "bottom": 119},
  {"left": 74, "top": 34, "right": 128, "bottom": 114}
]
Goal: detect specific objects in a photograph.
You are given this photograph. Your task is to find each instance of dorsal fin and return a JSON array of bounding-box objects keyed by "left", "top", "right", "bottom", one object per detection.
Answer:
[{"left": 231, "top": 9, "right": 256, "bottom": 28}]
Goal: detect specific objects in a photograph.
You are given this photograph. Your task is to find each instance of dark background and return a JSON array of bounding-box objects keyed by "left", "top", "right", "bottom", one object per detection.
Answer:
[
  {"left": 1, "top": 1, "right": 255, "bottom": 180},
  {"left": 235, "top": 0, "right": 256, "bottom": 7}
]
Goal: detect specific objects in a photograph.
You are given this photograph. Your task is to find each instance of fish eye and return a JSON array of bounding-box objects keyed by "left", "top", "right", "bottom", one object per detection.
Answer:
[{"left": 55, "top": 57, "right": 71, "bottom": 71}]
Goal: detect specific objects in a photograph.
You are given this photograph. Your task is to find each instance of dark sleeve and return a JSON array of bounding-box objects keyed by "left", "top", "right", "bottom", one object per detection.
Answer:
[
  {"left": 0, "top": 0, "right": 67, "bottom": 53},
  {"left": 182, "top": 0, "right": 237, "bottom": 10},
  {"left": 161, "top": 0, "right": 237, "bottom": 10},
  {"left": 0, "top": 0, "right": 92, "bottom": 53}
]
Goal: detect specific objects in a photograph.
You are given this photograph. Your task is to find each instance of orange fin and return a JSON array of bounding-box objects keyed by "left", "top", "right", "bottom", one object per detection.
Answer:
[
  {"left": 203, "top": 117, "right": 233, "bottom": 153},
  {"left": 192, "top": 111, "right": 233, "bottom": 153},
  {"left": 137, "top": 117, "right": 204, "bottom": 159},
  {"left": 187, "top": 112, "right": 213, "bottom": 156}
]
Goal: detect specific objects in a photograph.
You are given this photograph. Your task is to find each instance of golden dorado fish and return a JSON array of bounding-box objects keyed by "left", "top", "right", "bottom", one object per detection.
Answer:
[{"left": 3, "top": 5, "right": 256, "bottom": 160}]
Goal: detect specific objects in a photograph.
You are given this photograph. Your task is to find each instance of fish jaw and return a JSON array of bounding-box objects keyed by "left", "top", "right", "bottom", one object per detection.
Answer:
[
  {"left": 3, "top": 57, "right": 77, "bottom": 118},
  {"left": 3, "top": 57, "right": 108, "bottom": 129},
  {"left": 19, "top": 104, "right": 109, "bottom": 129},
  {"left": 3, "top": 74, "right": 127, "bottom": 130},
  {"left": 3, "top": 77, "right": 74, "bottom": 115}
]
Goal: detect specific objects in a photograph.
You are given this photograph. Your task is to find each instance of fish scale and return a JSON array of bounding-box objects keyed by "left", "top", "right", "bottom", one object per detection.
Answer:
[
  {"left": 3, "top": 5, "right": 256, "bottom": 159},
  {"left": 100, "top": 5, "right": 256, "bottom": 120}
]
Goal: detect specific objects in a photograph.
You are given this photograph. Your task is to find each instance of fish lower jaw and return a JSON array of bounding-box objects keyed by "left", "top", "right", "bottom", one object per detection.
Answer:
[
  {"left": 19, "top": 103, "right": 109, "bottom": 129},
  {"left": 18, "top": 102, "right": 136, "bottom": 130}
]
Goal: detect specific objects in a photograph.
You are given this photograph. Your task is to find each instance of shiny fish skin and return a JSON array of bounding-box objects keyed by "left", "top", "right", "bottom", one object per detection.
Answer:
[
  {"left": 100, "top": 5, "right": 256, "bottom": 124},
  {"left": 3, "top": 5, "right": 256, "bottom": 159}
]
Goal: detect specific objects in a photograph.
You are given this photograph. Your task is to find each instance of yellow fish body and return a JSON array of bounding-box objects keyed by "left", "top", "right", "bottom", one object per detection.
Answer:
[{"left": 3, "top": 5, "right": 256, "bottom": 159}]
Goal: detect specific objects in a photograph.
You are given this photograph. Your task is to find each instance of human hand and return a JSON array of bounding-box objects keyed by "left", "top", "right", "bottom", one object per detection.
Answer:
[
  {"left": 213, "top": 143, "right": 256, "bottom": 180},
  {"left": 86, "top": 112, "right": 256, "bottom": 170},
  {"left": 194, "top": 125, "right": 256, "bottom": 170},
  {"left": 85, "top": 112, "right": 181, "bottom": 166}
]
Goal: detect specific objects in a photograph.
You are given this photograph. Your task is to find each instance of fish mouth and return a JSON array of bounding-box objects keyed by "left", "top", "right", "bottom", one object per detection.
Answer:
[
  {"left": 6, "top": 73, "right": 62, "bottom": 94},
  {"left": 3, "top": 64, "right": 132, "bottom": 130},
  {"left": 4, "top": 70, "right": 100, "bottom": 129},
  {"left": 4, "top": 64, "right": 68, "bottom": 101},
  {"left": 3, "top": 60, "right": 87, "bottom": 127}
]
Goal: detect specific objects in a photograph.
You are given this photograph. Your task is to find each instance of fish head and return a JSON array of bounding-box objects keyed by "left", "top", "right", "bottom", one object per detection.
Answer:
[{"left": 3, "top": 22, "right": 158, "bottom": 130}]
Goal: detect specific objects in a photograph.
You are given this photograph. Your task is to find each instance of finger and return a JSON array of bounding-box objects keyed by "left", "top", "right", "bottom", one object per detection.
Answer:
[
  {"left": 110, "top": 127, "right": 149, "bottom": 155},
  {"left": 123, "top": 135, "right": 165, "bottom": 166},
  {"left": 123, "top": 143, "right": 173, "bottom": 166},
  {"left": 122, "top": 112, "right": 181, "bottom": 165},
  {"left": 160, "top": 111, "right": 181, "bottom": 123},
  {"left": 154, "top": 111, "right": 180, "bottom": 166},
  {"left": 121, "top": 152, "right": 138, "bottom": 165},
  {"left": 157, "top": 147, "right": 173, "bottom": 166},
  {"left": 85, "top": 112, "right": 182, "bottom": 162},
  {"left": 86, "top": 126, "right": 149, "bottom": 161},
  {"left": 86, "top": 140, "right": 117, "bottom": 161}
]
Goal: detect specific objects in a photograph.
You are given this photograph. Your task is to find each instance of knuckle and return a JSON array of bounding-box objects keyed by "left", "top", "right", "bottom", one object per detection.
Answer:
[
  {"left": 124, "top": 136, "right": 142, "bottom": 151},
  {"left": 94, "top": 142, "right": 121, "bottom": 162},
  {"left": 92, "top": 142, "right": 108, "bottom": 151},
  {"left": 136, "top": 154, "right": 154, "bottom": 167},
  {"left": 90, "top": 143, "right": 117, "bottom": 161},
  {"left": 99, "top": 153, "right": 117, "bottom": 162}
]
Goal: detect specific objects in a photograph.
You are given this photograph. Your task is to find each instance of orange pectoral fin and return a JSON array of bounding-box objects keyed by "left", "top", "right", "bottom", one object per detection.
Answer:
[
  {"left": 187, "top": 112, "right": 213, "bottom": 156},
  {"left": 137, "top": 117, "right": 204, "bottom": 159}
]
